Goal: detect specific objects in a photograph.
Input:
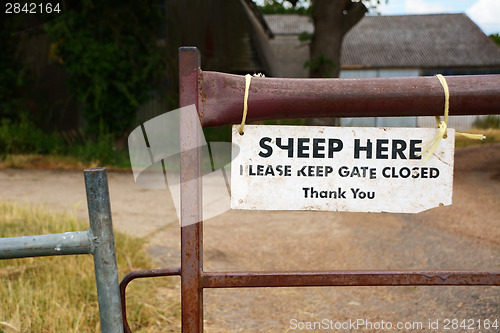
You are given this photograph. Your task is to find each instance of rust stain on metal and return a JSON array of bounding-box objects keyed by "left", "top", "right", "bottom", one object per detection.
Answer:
[{"left": 198, "top": 71, "right": 206, "bottom": 120}]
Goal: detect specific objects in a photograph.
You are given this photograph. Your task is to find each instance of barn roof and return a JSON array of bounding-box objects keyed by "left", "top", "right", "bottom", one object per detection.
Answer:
[
  {"left": 265, "top": 14, "right": 313, "bottom": 35},
  {"left": 265, "top": 13, "right": 500, "bottom": 69}
]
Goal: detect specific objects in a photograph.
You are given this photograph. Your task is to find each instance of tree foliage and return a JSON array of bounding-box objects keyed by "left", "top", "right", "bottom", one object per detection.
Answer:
[
  {"left": 45, "top": 0, "right": 166, "bottom": 138},
  {"left": 258, "top": 0, "right": 312, "bottom": 15},
  {"left": 490, "top": 33, "right": 500, "bottom": 46},
  {"left": 257, "top": 0, "right": 385, "bottom": 15}
]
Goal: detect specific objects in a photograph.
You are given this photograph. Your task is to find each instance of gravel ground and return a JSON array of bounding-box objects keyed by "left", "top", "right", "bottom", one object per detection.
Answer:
[{"left": 0, "top": 143, "right": 499, "bottom": 332}]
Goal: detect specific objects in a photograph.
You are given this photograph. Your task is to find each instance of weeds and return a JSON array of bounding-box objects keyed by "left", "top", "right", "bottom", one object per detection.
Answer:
[
  {"left": 0, "top": 116, "right": 130, "bottom": 169},
  {"left": 0, "top": 116, "right": 64, "bottom": 155}
]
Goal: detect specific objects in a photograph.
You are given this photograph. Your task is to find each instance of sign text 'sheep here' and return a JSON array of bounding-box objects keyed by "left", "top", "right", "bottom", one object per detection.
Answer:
[{"left": 231, "top": 125, "right": 454, "bottom": 213}]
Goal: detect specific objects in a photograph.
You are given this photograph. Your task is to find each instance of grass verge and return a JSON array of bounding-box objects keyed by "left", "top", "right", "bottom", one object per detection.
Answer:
[
  {"left": 0, "top": 154, "right": 121, "bottom": 171},
  {"left": 0, "top": 202, "right": 179, "bottom": 332}
]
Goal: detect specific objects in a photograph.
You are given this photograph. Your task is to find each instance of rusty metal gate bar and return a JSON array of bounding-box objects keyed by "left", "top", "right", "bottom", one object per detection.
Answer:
[
  {"left": 0, "top": 168, "right": 124, "bottom": 333},
  {"left": 120, "top": 47, "right": 500, "bottom": 332},
  {"left": 179, "top": 47, "right": 205, "bottom": 332},
  {"left": 197, "top": 71, "right": 500, "bottom": 127}
]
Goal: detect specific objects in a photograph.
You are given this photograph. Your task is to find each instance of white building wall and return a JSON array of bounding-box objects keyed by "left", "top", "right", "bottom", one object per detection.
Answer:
[{"left": 418, "top": 115, "right": 482, "bottom": 131}]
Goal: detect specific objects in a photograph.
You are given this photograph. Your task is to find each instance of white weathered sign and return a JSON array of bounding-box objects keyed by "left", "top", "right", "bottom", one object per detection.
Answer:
[{"left": 231, "top": 125, "right": 454, "bottom": 213}]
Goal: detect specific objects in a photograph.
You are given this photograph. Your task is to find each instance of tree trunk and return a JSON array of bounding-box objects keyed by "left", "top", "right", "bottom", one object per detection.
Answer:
[
  {"left": 310, "top": 0, "right": 367, "bottom": 78},
  {"left": 308, "top": 0, "right": 367, "bottom": 125}
]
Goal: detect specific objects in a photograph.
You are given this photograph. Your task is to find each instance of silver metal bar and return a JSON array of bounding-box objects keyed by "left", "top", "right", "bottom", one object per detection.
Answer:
[
  {"left": 84, "top": 168, "right": 124, "bottom": 333},
  {"left": 0, "top": 230, "right": 91, "bottom": 259}
]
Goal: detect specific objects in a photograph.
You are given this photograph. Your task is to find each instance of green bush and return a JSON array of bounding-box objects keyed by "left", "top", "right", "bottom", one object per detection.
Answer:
[
  {"left": 473, "top": 115, "right": 500, "bottom": 129},
  {"left": 67, "top": 132, "right": 130, "bottom": 167},
  {"left": 45, "top": 0, "right": 166, "bottom": 138},
  {"left": 0, "top": 116, "right": 130, "bottom": 168},
  {"left": 0, "top": 115, "right": 64, "bottom": 155}
]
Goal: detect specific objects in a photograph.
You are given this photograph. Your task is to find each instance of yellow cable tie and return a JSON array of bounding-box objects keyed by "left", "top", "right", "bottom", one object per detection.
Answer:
[
  {"left": 419, "top": 121, "right": 447, "bottom": 162},
  {"left": 436, "top": 74, "right": 449, "bottom": 137},
  {"left": 418, "top": 74, "right": 449, "bottom": 161},
  {"left": 418, "top": 74, "right": 485, "bottom": 162},
  {"left": 238, "top": 73, "right": 265, "bottom": 135},
  {"left": 455, "top": 132, "right": 486, "bottom": 140}
]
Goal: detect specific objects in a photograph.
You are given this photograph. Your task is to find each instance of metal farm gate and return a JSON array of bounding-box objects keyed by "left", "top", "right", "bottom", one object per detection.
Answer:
[
  {"left": 1, "top": 47, "right": 499, "bottom": 332},
  {"left": 119, "top": 47, "right": 500, "bottom": 332}
]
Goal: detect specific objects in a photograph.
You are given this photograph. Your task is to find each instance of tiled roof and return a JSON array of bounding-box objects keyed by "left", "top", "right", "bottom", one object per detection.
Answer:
[
  {"left": 264, "top": 13, "right": 500, "bottom": 68},
  {"left": 265, "top": 14, "right": 313, "bottom": 35}
]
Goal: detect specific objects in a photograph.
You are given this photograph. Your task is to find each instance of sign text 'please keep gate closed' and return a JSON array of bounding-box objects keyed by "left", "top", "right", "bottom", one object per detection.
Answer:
[{"left": 231, "top": 125, "right": 454, "bottom": 213}]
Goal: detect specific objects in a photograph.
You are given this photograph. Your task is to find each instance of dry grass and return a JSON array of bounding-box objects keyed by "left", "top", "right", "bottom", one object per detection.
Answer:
[{"left": 0, "top": 202, "right": 180, "bottom": 332}]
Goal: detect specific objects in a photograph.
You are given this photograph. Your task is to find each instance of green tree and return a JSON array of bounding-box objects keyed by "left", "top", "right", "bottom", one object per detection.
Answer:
[
  {"left": 490, "top": 33, "right": 500, "bottom": 46},
  {"left": 257, "top": 0, "right": 383, "bottom": 78},
  {"left": 45, "top": 0, "right": 166, "bottom": 139},
  {"left": 259, "top": 0, "right": 312, "bottom": 15}
]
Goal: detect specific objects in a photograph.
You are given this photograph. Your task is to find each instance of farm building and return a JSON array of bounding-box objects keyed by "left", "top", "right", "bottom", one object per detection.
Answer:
[
  {"left": 137, "top": 0, "right": 279, "bottom": 124},
  {"left": 164, "top": 0, "right": 277, "bottom": 76},
  {"left": 265, "top": 13, "right": 500, "bottom": 129}
]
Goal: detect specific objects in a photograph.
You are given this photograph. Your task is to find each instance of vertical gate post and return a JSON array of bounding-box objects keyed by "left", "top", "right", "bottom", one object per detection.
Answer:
[
  {"left": 85, "top": 168, "right": 124, "bottom": 333},
  {"left": 179, "top": 47, "right": 204, "bottom": 332}
]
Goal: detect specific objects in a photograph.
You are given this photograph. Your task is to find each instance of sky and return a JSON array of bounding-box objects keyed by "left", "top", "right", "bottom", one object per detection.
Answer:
[{"left": 376, "top": 0, "right": 500, "bottom": 35}]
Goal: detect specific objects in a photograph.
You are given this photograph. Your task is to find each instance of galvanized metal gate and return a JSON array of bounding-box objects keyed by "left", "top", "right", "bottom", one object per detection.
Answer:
[
  {"left": 119, "top": 47, "right": 500, "bottom": 332},
  {"left": 0, "top": 168, "right": 124, "bottom": 333}
]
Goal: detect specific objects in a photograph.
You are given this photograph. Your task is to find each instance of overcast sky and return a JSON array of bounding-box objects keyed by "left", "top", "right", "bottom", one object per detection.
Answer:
[{"left": 376, "top": 0, "right": 499, "bottom": 35}]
